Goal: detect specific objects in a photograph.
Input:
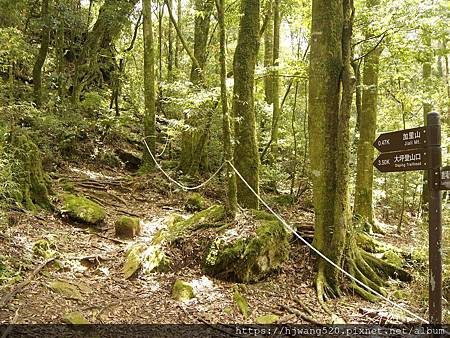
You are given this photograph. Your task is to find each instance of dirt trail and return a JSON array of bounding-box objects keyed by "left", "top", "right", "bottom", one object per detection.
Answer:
[{"left": 0, "top": 164, "right": 420, "bottom": 326}]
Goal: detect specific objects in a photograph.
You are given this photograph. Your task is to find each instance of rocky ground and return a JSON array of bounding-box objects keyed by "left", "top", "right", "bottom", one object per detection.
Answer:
[{"left": 0, "top": 163, "right": 429, "bottom": 329}]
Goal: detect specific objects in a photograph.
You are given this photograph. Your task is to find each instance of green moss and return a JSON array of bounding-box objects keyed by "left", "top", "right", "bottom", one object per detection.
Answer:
[
  {"left": 166, "top": 205, "right": 225, "bottom": 242},
  {"left": 32, "top": 238, "right": 58, "bottom": 259},
  {"left": 12, "top": 135, "right": 53, "bottom": 211},
  {"left": 204, "top": 218, "right": 290, "bottom": 283},
  {"left": 223, "top": 306, "right": 233, "bottom": 315},
  {"left": 255, "top": 314, "right": 279, "bottom": 324},
  {"left": 172, "top": 279, "right": 194, "bottom": 301},
  {"left": 49, "top": 280, "right": 82, "bottom": 300},
  {"left": 233, "top": 289, "right": 250, "bottom": 318},
  {"left": 62, "top": 181, "right": 75, "bottom": 192},
  {"left": 115, "top": 216, "right": 141, "bottom": 238},
  {"left": 63, "top": 311, "right": 89, "bottom": 324},
  {"left": 123, "top": 244, "right": 146, "bottom": 279},
  {"left": 185, "top": 193, "right": 206, "bottom": 212},
  {"left": 382, "top": 250, "right": 403, "bottom": 268},
  {"left": 268, "top": 194, "right": 296, "bottom": 206},
  {"left": 62, "top": 194, "right": 106, "bottom": 225}
]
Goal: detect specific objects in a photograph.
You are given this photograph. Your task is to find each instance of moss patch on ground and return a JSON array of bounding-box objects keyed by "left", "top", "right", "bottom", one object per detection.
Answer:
[
  {"left": 204, "top": 210, "right": 289, "bottom": 283},
  {"left": 184, "top": 193, "right": 206, "bottom": 212},
  {"left": 61, "top": 194, "right": 106, "bottom": 225}
]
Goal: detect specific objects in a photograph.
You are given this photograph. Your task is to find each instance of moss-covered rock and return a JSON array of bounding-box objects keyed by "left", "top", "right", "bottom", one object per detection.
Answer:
[
  {"left": 166, "top": 205, "right": 225, "bottom": 242},
  {"left": 172, "top": 279, "right": 194, "bottom": 301},
  {"left": 115, "top": 216, "right": 141, "bottom": 238},
  {"left": 204, "top": 212, "right": 289, "bottom": 283},
  {"left": 32, "top": 238, "right": 58, "bottom": 259},
  {"left": 123, "top": 243, "right": 171, "bottom": 279},
  {"left": 49, "top": 280, "right": 82, "bottom": 300},
  {"left": 63, "top": 311, "right": 90, "bottom": 324},
  {"left": 185, "top": 193, "right": 206, "bottom": 212},
  {"left": 61, "top": 194, "right": 106, "bottom": 225},
  {"left": 12, "top": 134, "right": 52, "bottom": 211},
  {"left": 381, "top": 250, "right": 403, "bottom": 268},
  {"left": 255, "top": 314, "right": 279, "bottom": 324}
]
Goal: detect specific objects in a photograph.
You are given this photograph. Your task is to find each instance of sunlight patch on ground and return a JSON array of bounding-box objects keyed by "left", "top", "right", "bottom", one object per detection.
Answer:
[
  {"left": 68, "top": 167, "right": 118, "bottom": 180},
  {"left": 140, "top": 216, "right": 169, "bottom": 240}
]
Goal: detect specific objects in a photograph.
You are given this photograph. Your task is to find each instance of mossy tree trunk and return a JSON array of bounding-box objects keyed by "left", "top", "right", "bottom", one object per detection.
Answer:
[
  {"left": 179, "top": 0, "right": 214, "bottom": 175},
  {"left": 216, "top": 0, "right": 237, "bottom": 217},
  {"left": 142, "top": 0, "right": 157, "bottom": 170},
  {"left": 71, "top": 0, "right": 139, "bottom": 103},
  {"left": 269, "top": 0, "right": 281, "bottom": 159},
  {"left": 232, "top": 0, "right": 260, "bottom": 209},
  {"left": 263, "top": 2, "right": 273, "bottom": 105},
  {"left": 32, "top": 0, "right": 51, "bottom": 108},
  {"left": 354, "top": 0, "right": 382, "bottom": 228},
  {"left": 421, "top": 31, "right": 432, "bottom": 208},
  {"left": 167, "top": 0, "right": 174, "bottom": 81}
]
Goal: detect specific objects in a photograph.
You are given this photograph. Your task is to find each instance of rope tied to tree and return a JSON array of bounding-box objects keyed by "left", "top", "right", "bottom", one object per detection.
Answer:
[{"left": 142, "top": 138, "right": 429, "bottom": 324}]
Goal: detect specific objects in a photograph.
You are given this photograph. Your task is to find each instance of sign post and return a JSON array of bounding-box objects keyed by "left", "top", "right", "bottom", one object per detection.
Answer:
[
  {"left": 373, "top": 111, "right": 443, "bottom": 324},
  {"left": 427, "top": 112, "right": 442, "bottom": 324}
]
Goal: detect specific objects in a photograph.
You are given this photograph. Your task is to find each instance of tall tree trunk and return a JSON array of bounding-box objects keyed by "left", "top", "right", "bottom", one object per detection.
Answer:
[
  {"left": 142, "top": 0, "right": 157, "bottom": 170},
  {"left": 269, "top": 0, "right": 281, "bottom": 159},
  {"left": 354, "top": 0, "right": 382, "bottom": 228},
  {"left": 167, "top": 0, "right": 174, "bottom": 81},
  {"left": 33, "top": 0, "right": 51, "bottom": 107},
  {"left": 263, "top": 2, "right": 273, "bottom": 104},
  {"left": 216, "top": 0, "right": 237, "bottom": 217},
  {"left": 421, "top": 32, "right": 432, "bottom": 208},
  {"left": 309, "top": 0, "right": 354, "bottom": 301},
  {"left": 175, "top": 0, "right": 182, "bottom": 68},
  {"left": 56, "top": 0, "right": 65, "bottom": 99},
  {"left": 232, "top": 0, "right": 260, "bottom": 209}
]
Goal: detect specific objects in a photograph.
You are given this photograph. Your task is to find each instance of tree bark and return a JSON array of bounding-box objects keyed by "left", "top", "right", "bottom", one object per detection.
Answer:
[
  {"left": 216, "top": 0, "right": 237, "bottom": 217},
  {"left": 33, "top": 0, "right": 51, "bottom": 107},
  {"left": 263, "top": 2, "right": 273, "bottom": 104},
  {"left": 142, "top": 0, "right": 157, "bottom": 170},
  {"left": 232, "top": 0, "right": 260, "bottom": 209},
  {"left": 354, "top": 0, "right": 382, "bottom": 228},
  {"left": 269, "top": 0, "right": 281, "bottom": 159}
]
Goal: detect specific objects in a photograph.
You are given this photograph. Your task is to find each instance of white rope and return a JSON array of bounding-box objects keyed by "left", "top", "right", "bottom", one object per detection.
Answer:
[
  {"left": 143, "top": 139, "right": 225, "bottom": 190},
  {"left": 141, "top": 136, "right": 428, "bottom": 323},
  {"left": 226, "top": 160, "right": 429, "bottom": 324},
  {"left": 157, "top": 136, "right": 170, "bottom": 158}
]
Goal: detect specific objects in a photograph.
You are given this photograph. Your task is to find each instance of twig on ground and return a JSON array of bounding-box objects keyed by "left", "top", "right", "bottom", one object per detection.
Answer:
[
  {"left": 278, "top": 303, "right": 321, "bottom": 324},
  {"left": 0, "top": 258, "right": 56, "bottom": 308}
]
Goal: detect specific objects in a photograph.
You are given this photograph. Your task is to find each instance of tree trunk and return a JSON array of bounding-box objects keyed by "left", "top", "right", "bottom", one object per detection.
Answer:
[
  {"left": 263, "top": 2, "right": 273, "bottom": 104},
  {"left": 309, "top": 0, "right": 354, "bottom": 301},
  {"left": 216, "top": 0, "right": 237, "bottom": 217},
  {"left": 421, "top": 32, "right": 432, "bottom": 208},
  {"left": 32, "top": 0, "right": 51, "bottom": 108},
  {"left": 175, "top": 0, "right": 182, "bottom": 68},
  {"left": 269, "top": 0, "right": 281, "bottom": 159},
  {"left": 167, "top": 0, "right": 174, "bottom": 81},
  {"left": 354, "top": 0, "right": 382, "bottom": 228},
  {"left": 232, "top": 0, "right": 260, "bottom": 209},
  {"left": 142, "top": 0, "right": 157, "bottom": 170}
]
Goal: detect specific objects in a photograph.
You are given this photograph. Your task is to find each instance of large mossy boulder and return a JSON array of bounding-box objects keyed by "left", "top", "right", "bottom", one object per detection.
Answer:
[
  {"left": 12, "top": 134, "right": 52, "bottom": 210},
  {"left": 166, "top": 205, "right": 225, "bottom": 242},
  {"left": 61, "top": 194, "right": 106, "bottom": 225},
  {"left": 204, "top": 210, "right": 289, "bottom": 283}
]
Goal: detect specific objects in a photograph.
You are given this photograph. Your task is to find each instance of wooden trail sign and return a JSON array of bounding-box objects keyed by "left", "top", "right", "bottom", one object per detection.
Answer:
[
  {"left": 372, "top": 112, "right": 443, "bottom": 324},
  {"left": 373, "top": 126, "right": 428, "bottom": 152},
  {"left": 373, "top": 149, "right": 429, "bottom": 172}
]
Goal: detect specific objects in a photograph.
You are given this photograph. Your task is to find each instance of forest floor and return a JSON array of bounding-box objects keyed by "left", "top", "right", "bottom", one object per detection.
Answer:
[{"left": 0, "top": 162, "right": 428, "bottom": 326}]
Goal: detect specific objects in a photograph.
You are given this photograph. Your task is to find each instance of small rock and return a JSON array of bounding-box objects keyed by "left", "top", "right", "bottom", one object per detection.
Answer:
[
  {"left": 255, "top": 314, "right": 279, "bottom": 324},
  {"left": 172, "top": 280, "right": 194, "bottom": 301},
  {"left": 115, "top": 216, "right": 141, "bottom": 238},
  {"left": 63, "top": 311, "right": 89, "bottom": 324},
  {"left": 49, "top": 280, "right": 82, "bottom": 300}
]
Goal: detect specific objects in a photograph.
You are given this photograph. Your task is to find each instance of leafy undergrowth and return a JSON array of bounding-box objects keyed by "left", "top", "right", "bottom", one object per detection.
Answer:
[{"left": 0, "top": 163, "right": 432, "bottom": 325}]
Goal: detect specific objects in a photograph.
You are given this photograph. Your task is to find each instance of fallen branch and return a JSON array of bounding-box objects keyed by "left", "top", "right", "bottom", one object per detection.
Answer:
[
  {"left": 292, "top": 296, "right": 315, "bottom": 317},
  {"left": 0, "top": 258, "right": 56, "bottom": 308}
]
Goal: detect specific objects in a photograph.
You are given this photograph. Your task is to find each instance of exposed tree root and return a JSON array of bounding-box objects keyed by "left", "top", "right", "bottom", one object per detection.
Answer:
[{"left": 315, "top": 231, "right": 412, "bottom": 305}]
